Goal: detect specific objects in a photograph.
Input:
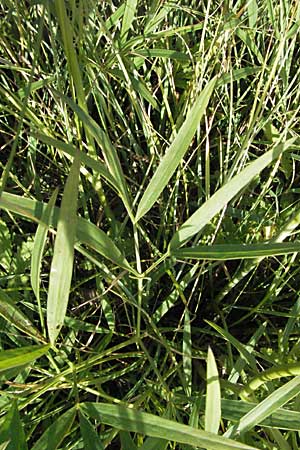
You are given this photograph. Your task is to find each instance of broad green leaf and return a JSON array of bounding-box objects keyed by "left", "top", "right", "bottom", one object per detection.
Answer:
[
  {"left": 31, "top": 407, "right": 76, "bottom": 450},
  {"left": 0, "top": 402, "right": 27, "bottom": 450},
  {"left": 225, "top": 376, "right": 300, "bottom": 438},
  {"left": 80, "top": 402, "right": 258, "bottom": 450},
  {"left": 205, "top": 347, "right": 221, "bottom": 434},
  {"left": 0, "top": 288, "right": 46, "bottom": 343},
  {"left": 169, "top": 138, "right": 296, "bottom": 249},
  {"left": 135, "top": 77, "right": 217, "bottom": 222},
  {"left": 47, "top": 152, "right": 80, "bottom": 344},
  {"left": 0, "top": 192, "right": 136, "bottom": 274},
  {"left": 79, "top": 411, "right": 104, "bottom": 450},
  {"left": 121, "top": 0, "right": 138, "bottom": 42},
  {"left": 171, "top": 241, "right": 300, "bottom": 260},
  {"left": 183, "top": 308, "right": 192, "bottom": 397},
  {"left": 0, "top": 344, "right": 50, "bottom": 373},
  {"left": 31, "top": 188, "right": 58, "bottom": 305}
]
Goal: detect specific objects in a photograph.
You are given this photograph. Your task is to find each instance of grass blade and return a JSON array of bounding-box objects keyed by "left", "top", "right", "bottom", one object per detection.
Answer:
[
  {"left": 0, "top": 402, "right": 27, "bottom": 450},
  {"left": 135, "top": 77, "right": 217, "bottom": 222},
  {"left": 0, "top": 288, "right": 46, "bottom": 343},
  {"left": 0, "top": 344, "right": 50, "bottom": 373},
  {"left": 47, "top": 152, "right": 80, "bottom": 345},
  {"left": 169, "top": 138, "right": 296, "bottom": 249},
  {"left": 205, "top": 347, "right": 221, "bottom": 434},
  {"left": 172, "top": 241, "right": 300, "bottom": 260},
  {"left": 79, "top": 411, "right": 104, "bottom": 450},
  {"left": 121, "top": 0, "right": 138, "bottom": 42},
  {"left": 31, "top": 188, "right": 58, "bottom": 328},
  {"left": 31, "top": 407, "right": 76, "bottom": 450},
  {"left": 81, "top": 402, "right": 259, "bottom": 450},
  {"left": 0, "top": 192, "right": 136, "bottom": 274},
  {"left": 183, "top": 308, "right": 192, "bottom": 397},
  {"left": 225, "top": 376, "right": 300, "bottom": 438}
]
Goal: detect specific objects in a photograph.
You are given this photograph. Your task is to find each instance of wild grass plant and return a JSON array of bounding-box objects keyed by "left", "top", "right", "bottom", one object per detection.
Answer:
[{"left": 1, "top": 0, "right": 300, "bottom": 448}]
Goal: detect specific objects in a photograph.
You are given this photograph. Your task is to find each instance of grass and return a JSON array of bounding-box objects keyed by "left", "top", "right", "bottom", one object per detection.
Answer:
[{"left": 1, "top": 0, "right": 300, "bottom": 448}]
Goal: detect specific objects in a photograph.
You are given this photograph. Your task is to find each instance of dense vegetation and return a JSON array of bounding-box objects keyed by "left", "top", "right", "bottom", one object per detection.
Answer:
[{"left": 1, "top": 1, "right": 300, "bottom": 448}]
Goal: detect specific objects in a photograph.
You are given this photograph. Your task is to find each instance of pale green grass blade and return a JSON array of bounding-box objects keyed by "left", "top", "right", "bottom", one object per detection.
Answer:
[
  {"left": 79, "top": 411, "right": 104, "bottom": 450},
  {"left": 0, "top": 344, "right": 50, "bottom": 373},
  {"left": 81, "top": 402, "right": 259, "bottom": 450},
  {"left": 205, "top": 347, "right": 221, "bottom": 434},
  {"left": 247, "top": 0, "right": 258, "bottom": 29},
  {"left": 172, "top": 241, "right": 300, "bottom": 260},
  {"left": 47, "top": 152, "right": 80, "bottom": 345},
  {"left": 0, "top": 192, "right": 135, "bottom": 274},
  {"left": 31, "top": 407, "right": 76, "bottom": 450},
  {"left": 0, "top": 403, "right": 27, "bottom": 450},
  {"left": 225, "top": 376, "right": 300, "bottom": 438},
  {"left": 31, "top": 188, "right": 58, "bottom": 307},
  {"left": 121, "top": 0, "right": 138, "bottom": 42},
  {"left": 135, "top": 77, "right": 217, "bottom": 222},
  {"left": 183, "top": 308, "right": 192, "bottom": 397},
  {"left": 0, "top": 288, "right": 46, "bottom": 343},
  {"left": 170, "top": 138, "right": 296, "bottom": 249}
]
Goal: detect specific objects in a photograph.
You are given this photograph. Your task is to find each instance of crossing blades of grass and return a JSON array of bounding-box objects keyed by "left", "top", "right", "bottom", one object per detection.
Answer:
[
  {"left": 0, "top": 344, "right": 50, "bottom": 373},
  {"left": 0, "top": 288, "right": 46, "bottom": 343},
  {"left": 0, "top": 192, "right": 136, "bottom": 274},
  {"left": 205, "top": 347, "right": 221, "bottom": 434},
  {"left": 31, "top": 407, "right": 76, "bottom": 450},
  {"left": 225, "top": 376, "right": 300, "bottom": 438},
  {"left": 80, "top": 402, "right": 259, "bottom": 450},
  {"left": 169, "top": 138, "right": 296, "bottom": 250},
  {"left": 0, "top": 402, "right": 27, "bottom": 450},
  {"left": 135, "top": 77, "right": 217, "bottom": 222},
  {"left": 47, "top": 151, "right": 80, "bottom": 345},
  {"left": 79, "top": 411, "right": 104, "bottom": 450}
]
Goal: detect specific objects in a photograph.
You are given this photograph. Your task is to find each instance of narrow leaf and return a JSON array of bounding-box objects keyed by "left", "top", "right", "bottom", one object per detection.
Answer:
[
  {"left": 0, "top": 402, "right": 27, "bottom": 450},
  {"left": 172, "top": 241, "right": 300, "bottom": 260},
  {"left": 0, "top": 288, "right": 46, "bottom": 343},
  {"left": 80, "top": 402, "right": 258, "bottom": 450},
  {"left": 0, "top": 344, "right": 50, "bottom": 373},
  {"left": 31, "top": 188, "right": 58, "bottom": 304},
  {"left": 170, "top": 138, "right": 296, "bottom": 249},
  {"left": 135, "top": 77, "right": 217, "bottom": 222},
  {"left": 121, "top": 0, "right": 138, "bottom": 42},
  {"left": 225, "top": 376, "right": 300, "bottom": 438},
  {"left": 205, "top": 347, "right": 221, "bottom": 434},
  {"left": 31, "top": 407, "right": 76, "bottom": 450},
  {"left": 79, "top": 411, "right": 104, "bottom": 450},
  {"left": 0, "top": 192, "right": 136, "bottom": 274},
  {"left": 47, "top": 152, "right": 80, "bottom": 344},
  {"left": 183, "top": 308, "right": 192, "bottom": 397}
]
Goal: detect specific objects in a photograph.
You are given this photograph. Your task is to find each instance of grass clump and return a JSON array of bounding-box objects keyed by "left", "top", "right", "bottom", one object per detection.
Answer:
[{"left": 1, "top": 1, "right": 300, "bottom": 448}]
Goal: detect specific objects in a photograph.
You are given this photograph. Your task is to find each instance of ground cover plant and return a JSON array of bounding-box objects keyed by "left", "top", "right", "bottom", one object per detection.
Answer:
[{"left": 1, "top": 0, "right": 300, "bottom": 448}]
